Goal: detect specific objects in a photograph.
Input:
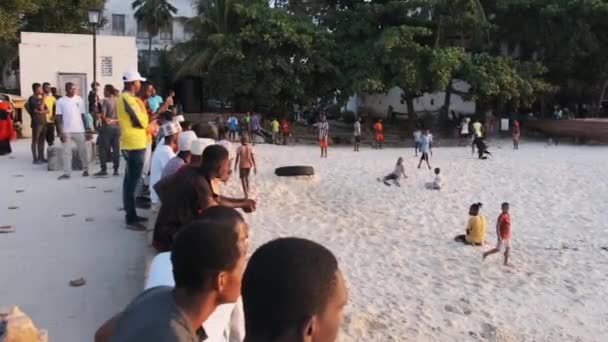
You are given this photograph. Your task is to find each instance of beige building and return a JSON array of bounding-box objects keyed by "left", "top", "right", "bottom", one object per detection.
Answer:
[{"left": 18, "top": 32, "right": 138, "bottom": 136}]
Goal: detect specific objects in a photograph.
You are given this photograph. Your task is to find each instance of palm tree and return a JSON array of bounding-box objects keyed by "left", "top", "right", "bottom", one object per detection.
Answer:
[
  {"left": 172, "top": 0, "right": 241, "bottom": 77},
  {"left": 132, "top": 0, "right": 178, "bottom": 73}
]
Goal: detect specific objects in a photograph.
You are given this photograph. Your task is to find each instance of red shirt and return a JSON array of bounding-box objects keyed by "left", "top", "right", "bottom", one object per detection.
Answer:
[
  {"left": 497, "top": 212, "right": 511, "bottom": 240},
  {"left": 512, "top": 121, "right": 520, "bottom": 134},
  {"left": 374, "top": 122, "right": 383, "bottom": 133}
]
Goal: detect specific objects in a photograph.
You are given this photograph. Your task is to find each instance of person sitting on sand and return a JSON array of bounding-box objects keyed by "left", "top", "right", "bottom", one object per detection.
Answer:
[
  {"left": 378, "top": 157, "right": 407, "bottom": 186},
  {"left": 483, "top": 202, "right": 512, "bottom": 266},
  {"left": 417, "top": 129, "right": 432, "bottom": 170},
  {"left": 152, "top": 145, "right": 256, "bottom": 252},
  {"left": 242, "top": 237, "right": 348, "bottom": 342},
  {"left": 145, "top": 206, "right": 249, "bottom": 342},
  {"left": 94, "top": 218, "right": 247, "bottom": 342},
  {"left": 425, "top": 167, "right": 443, "bottom": 190},
  {"left": 454, "top": 203, "right": 486, "bottom": 246}
]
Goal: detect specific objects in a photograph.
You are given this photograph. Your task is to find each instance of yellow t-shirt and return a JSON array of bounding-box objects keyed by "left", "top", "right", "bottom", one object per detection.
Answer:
[
  {"left": 465, "top": 215, "right": 486, "bottom": 244},
  {"left": 271, "top": 120, "right": 279, "bottom": 133},
  {"left": 117, "top": 92, "right": 149, "bottom": 150},
  {"left": 44, "top": 95, "right": 55, "bottom": 123}
]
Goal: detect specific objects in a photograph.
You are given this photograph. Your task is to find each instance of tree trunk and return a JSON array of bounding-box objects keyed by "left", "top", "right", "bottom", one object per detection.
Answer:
[
  {"left": 405, "top": 95, "right": 415, "bottom": 123},
  {"left": 441, "top": 79, "right": 453, "bottom": 129},
  {"left": 148, "top": 35, "right": 153, "bottom": 74},
  {"left": 596, "top": 79, "right": 608, "bottom": 117}
]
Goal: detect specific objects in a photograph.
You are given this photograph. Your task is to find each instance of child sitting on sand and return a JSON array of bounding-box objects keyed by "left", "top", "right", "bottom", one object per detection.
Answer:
[
  {"left": 483, "top": 202, "right": 512, "bottom": 266},
  {"left": 378, "top": 157, "right": 407, "bottom": 186},
  {"left": 454, "top": 203, "right": 486, "bottom": 246},
  {"left": 425, "top": 167, "right": 443, "bottom": 190}
]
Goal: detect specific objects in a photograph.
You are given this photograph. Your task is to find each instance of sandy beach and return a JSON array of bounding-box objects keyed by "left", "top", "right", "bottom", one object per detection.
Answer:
[{"left": 2, "top": 138, "right": 608, "bottom": 341}]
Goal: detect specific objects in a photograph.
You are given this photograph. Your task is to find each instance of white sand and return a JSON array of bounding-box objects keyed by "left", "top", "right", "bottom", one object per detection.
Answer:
[
  {"left": 0, "top": 140, "right": 146, "bottom": 341},
  {"left": 2, "top": 139, "right": 608, "bottom": 341},
  {"left": 221, "top": 140, "right": 608, "bottom": 342}
]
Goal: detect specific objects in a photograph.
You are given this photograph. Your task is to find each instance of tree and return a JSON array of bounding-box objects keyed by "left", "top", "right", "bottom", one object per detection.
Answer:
[{"left": 132, "top": 0, "right": 177, "bottom": 73}]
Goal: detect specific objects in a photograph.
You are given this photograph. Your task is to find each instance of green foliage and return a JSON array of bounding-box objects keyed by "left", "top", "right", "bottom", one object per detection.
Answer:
[
  {"left": 132, "top": 0, "right": 177, "bottom": 73},
  {"left": 22, "top": 0, "right": 106, "bottom": 34}
]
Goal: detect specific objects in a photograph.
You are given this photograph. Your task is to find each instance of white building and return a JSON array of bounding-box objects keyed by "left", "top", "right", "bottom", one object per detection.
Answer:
[
  {"left": 99, "top": 0, "right": 197, "bottom": 59},
  {"left": 19, "top": 32, "right": 138, "bottom": 136}
]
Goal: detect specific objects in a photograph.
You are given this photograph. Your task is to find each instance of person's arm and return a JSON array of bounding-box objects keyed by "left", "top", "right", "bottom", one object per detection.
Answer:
[
  {"left": 55, "top": 101, "right": 66, "bottom": 142},
  {"left": 217, "top": 196, "right": 256, "bottom": 212},
  {"left": 496, "top": 218, "right": 501, "bottom": 242},
  {"left": 234, "top": 149, "right": 240, "bottom": 172},
  {"left": 155, "top": 95, "right": 173, "bottom": 115},
  {"left": 123, "top": 97, "right": 144, "bottom": 128},
  {"left": 94, "top": 314, "right": 120, "bottom": 342},
  {"left": 252, "top": 152, "right": 257, "bottom": 174}
]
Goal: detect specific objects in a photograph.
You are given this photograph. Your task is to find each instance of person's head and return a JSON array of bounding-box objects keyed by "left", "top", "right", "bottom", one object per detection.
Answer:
[
  {"left": 469, "top": 202, "right": 482, "bottom": 216},
  {"left": 91, "top": 82, "right": 100, "bottom": 91},
  {"left": 178, "top": 131, "right": 198, "bottom": 160},
  {"left": 161, "top": 121, "right": 181, "bottom": 151},
  {"left": 139, "top": 82, "right": 153, "bottom": 100},
  {"left": 501, "top": 202, "right": 509, "bottom": 214},
  {"left": 321, "top": 115, "right": 327, "bottom": 122},
  {"left": 241, "top": 135, "right": 249, "bottom": 145},
  {"left": 42, "top": 82, "right": 51, "bottom": 94},
  {"left": 200, "top": 205, "right": 249, "bottom": 253},
  {"left": 424, "top": 129, "right": 430, "bottom": 135},
  {"left": 103, "top": 84, "right": 115, "bottom": 98},
  {"left": 201, "top": 144, "right": 231, "bottom": 182},
  {"left": 51, "top": 87, "right": 58, "bottom": 96},
  {"left": 168, "top": 89, "right": 175, "bottom": 97},
  {"left": 171, "top": 218, "right": 246, "bottom": 304},
  {"left": 31, "top": 83, "right": 42, "bottom": 96},
  {"left": 151, "top": 86, "right": 157, "bottom": 97},
  {"left": 243, "top": 238, "right": 347, "bottom": 342},
  {"left": 65, "top": 82, "right": 76, "bottom": 97},
  {"left": 122, "top": 71, "right": 146, "bottom": 94},
  {"left": 397, "top": 157, "right": 403, "bottom": 165},
  {"left": 190, "top": 138, "right": 213, "bottom": 167},
  {"left": 164, "top": 133, "right": 179, "bottom": 152},
  {"left": 180, "top": 120, "right": 192, "bottom": 131},
  {"left": 434, "top": 167, "right": 440, "bottom": 175}
]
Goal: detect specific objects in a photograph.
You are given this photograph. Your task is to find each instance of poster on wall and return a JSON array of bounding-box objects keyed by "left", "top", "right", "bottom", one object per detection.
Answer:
[{"left": 101, "top": 57, "right": 112, "bottom": 77}]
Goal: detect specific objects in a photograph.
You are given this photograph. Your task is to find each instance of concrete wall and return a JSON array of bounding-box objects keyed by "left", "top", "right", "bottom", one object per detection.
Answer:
[
  {"left": 19, "top": 32, "right": 138, "bottom": 136},
  {"left": 99, "top": 0, "right": 197, "bottom": 52},
  {"left": 356, "top": 80, "right": 476, "bottom": 116}
]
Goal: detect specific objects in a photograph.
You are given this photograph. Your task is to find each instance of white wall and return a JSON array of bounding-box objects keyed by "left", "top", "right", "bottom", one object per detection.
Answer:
[
  {"left": 19, "top": 32, "right": 138, "bottom": 136},
  {"left": 100, "top": 0, "right": 197, "bottom": 51},
  {"left": 358, "top": 80, "right": 476, "bottom": 116}
]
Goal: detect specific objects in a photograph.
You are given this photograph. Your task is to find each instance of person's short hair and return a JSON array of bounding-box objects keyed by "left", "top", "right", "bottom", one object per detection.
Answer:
[
  {"left": 65, "top": 82, "right": 74, "bottom": 92},
  {"left": 180, "top": 121, "right": 192, "bottom": 131},
  {"left": 171, "top": 219, "right": 241, "bottom": 291},
  {"left": 42, "top": 82, "right": 50, "bottom": 87},
  {"left": 50, "top": 87, "right": 57, "bottom": 93},
  {"left": 434, "top": 168, "right": 440, "bottom": 174},
  {"left": 31, "top": 83, "right": 41, "bottom": 92},
  {"left": 200, "top": 206, "right": 244, "bottom": 227},
  {"left": 104, "top": 84, "right": 115, "bottom": 94},
  {"left": 201, "top": 145, "right": 229, "bottom": 173},
  {"left": 242, "top": 238, "right": 339, "bottom": 339},
  {"left": 502, "top": 202, "right": 509, "bottom": 208}
]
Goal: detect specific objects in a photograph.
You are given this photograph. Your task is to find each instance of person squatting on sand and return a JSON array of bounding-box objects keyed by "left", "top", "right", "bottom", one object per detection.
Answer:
[
  {"left": 454, "top": 203, "right": 487, "bottom": 246},
  {"left": 483, "top": 202, "right": 512, "bottom": 266},
  {"left": 378, "top": 157, "right": 407, "bottom": 187},
  {"left": 417, "top": 129, "right": 433, "bottom": 170},
  {"left": 425, "top": 167, "right": 443, "bottom": 190},
  {"left": 94, "top": 217, "right": 247, "bottom": 342},
  {"left": 234, "top": 136, "right": 257, "bottom": 199},
  {"left": 152, "top": 145, "right": 256, "bottom": 252},
  {"left": 242, "top": 237, "right": 348, "bottom": 342}
]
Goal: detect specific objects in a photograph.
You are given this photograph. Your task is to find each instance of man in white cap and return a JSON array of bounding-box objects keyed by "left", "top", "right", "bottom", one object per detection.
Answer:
[
  {"left": 161, "top": 130, "right": 197, "bottom": 179},
  {"left": 189, "top": 138, "right": 215, "bottom": 168},
  {"left": 117, "top": 70, "right": 149, "bottom": 229},
  {"left": 150, "top": 121, "right": 180, "bottom": 207}
]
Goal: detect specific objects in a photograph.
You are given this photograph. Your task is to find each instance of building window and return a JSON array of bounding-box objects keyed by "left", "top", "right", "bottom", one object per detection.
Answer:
[
  {"left": 159, "top": 22, "right": 173, "bottom": 41},
  {"left": 111, "top": 14, "right": 125, "bottom": 36},
  {"left": 137, "top": 21, "right": 149, "bottom": 39}
]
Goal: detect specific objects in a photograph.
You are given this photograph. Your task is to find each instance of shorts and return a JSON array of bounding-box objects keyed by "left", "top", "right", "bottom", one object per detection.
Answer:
[
  {"left": 420, "top": 152, "right": 429, "bottom": 161},
  {"left": 319, "top": 139, "right": 328, "bottom": 148},
  {"left": 496, "top": 239, "right": 511, "bottom": 250},
  {"left": 512, "top": 133, "right": 520, "bottom": 140},
  {"left": 375, "top": 133, "right": 384, "bottom": 141},
  {"left": 354, "top": 135, "right": 361, "bottom": 143},
  {"left": 240, "top": 168, "right": 251, "bottom": 178},
  {"left": 415, "top": 141, "right": 421, "bottom": 149}
]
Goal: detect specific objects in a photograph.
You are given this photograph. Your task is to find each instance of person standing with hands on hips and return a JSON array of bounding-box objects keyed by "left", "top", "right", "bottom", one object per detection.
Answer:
[{"left": 56, "top": 82, "right": 93, "bottom": 180}]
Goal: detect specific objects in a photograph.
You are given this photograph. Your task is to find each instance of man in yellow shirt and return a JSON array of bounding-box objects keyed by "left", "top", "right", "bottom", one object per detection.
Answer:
[
  {"left": 42, "top": 82, "right": 56, "bottom": 146},
  {"left": 117, "top": 71, "right": 149, "bottom": 229},
  {"left": 454, "top": 203, "right": 486, "bottom": 246}
]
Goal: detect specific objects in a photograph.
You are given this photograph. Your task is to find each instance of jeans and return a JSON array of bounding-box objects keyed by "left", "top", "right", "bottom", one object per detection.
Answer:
[
  {"left": 122, "top": 149, "right": 145, "bottom": 222},
  {"left": 98, "top": 127, "right": 120, "bottom": 172},
  {"left": 31, "top": 124, "right": 46, "bottom": 161},
  {"left": 63, "top": 132, "right": 89, "bottom": 175}
]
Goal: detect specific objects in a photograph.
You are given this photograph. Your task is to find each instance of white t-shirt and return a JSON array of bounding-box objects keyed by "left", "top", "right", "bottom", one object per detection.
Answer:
[
  {"left": 150, "top": 144, "right": 176, "bottom": 204},
  {"left": 472, "top": 122, "right": 483, "bottom": 138},
  {"left": 392, "top": 164, "right": 404, "bottom": 177},
  {"left": 56, "top": 95, "right": 86, "bottom": 133},
  {"left": 461, "top": 118, "right": 470, "bottom": 134},
  {"left": 146, "top": 252, "right": 245, "bottom": 342},
  {"left": 434, "top": 174, "right": 444, "bottom": 189},
  {"left": 354, "top": 121, "right": 361, "bottom": 136}
]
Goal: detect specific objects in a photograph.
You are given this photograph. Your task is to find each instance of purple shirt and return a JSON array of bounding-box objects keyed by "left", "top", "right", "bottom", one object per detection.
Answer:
[{"left": 161, "top": 156, "right": 186, "bottom": 179}]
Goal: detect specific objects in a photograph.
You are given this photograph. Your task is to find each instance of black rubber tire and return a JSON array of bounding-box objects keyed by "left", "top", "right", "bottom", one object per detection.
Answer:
[{"left": 275, "top": 166, "right": 315, "bottom": 177}]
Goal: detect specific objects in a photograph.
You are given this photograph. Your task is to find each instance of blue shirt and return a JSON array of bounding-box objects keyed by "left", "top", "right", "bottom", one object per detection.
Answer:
[
  {"left": 419, "top": 135, "right": 431, "bottom": 153},
  {"left": 228, "top": 116, "right": 238, "bottom": 130},
  {"left": 147, "top": 96, "right": 163, "bottom": 113}
]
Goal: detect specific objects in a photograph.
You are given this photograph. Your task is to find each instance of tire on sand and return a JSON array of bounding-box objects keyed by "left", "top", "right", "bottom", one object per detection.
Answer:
[{"left": 275, "top": 166, "right": 315, "bottom": 177}]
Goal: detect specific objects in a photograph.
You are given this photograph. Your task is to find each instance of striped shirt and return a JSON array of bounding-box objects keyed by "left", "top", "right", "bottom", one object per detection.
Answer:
[{"left": 318, "top": 121, "right": 329, "bottom": 140}]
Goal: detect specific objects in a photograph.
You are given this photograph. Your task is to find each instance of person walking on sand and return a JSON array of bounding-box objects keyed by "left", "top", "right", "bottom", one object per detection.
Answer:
[
  {"left": 56, "top": 82, "right": 92, "bottom": 180},
  {"left": 454, "top": 203, "right": 486, "bottom": 246},
  {"left": 413, "top": 127, "right": 422, "bottom": 157},
  {"left": 417, "top": 129, "right": 433, "bottom": 170},
  {"left": 378, "top": 157, "right": 407, "bottom": 186},
  {"left": 235, "top": 136, "right": 257, "bottom": 198},
  {"left": 472, "top": 118, "right": 483, "bottom": 155},
  {"left": 353, "top": 117, "right": 362, "bottom": 152},
  {"left": 373, "top": 119, "right": 384, "bottom": 149},
  {"left": 317, "top": 115, "right": 330, "bottom": 158},
  {"left": 483, "top": 202, "right": 512, "bottom": 266},
  {"left": 270, "top": 118, "right": 279, "bottom": 145},
  {"left": 512, "top": 120, "right": 520, "bottom": 150}
]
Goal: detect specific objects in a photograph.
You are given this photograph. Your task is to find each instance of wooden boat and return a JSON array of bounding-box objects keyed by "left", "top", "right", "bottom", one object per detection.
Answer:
[{"left": 525, "top": 119, "right": 608, "bottom": 143}]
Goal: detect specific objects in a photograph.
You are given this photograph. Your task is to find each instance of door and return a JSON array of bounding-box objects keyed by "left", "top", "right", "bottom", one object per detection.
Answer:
[{"left": 57, "top": 73, "right": 88, "bottom": 109}]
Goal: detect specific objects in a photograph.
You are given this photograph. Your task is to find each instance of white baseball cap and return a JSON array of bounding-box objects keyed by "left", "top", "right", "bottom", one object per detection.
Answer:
[
  {"left": 178, "top": 131, "right": 198, "bottom": 152},
  {"left": 191, "top": 138, "right": 215, "bottom": 156},
  {"left": 122, "top": 71, "right": 147, "bottom": 82}
]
